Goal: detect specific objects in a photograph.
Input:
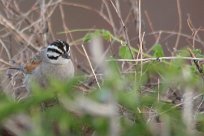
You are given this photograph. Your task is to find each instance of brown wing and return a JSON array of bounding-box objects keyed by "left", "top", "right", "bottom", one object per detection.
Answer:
[{"left": 24, "top": 53, "right": 42, "bottom": 74}]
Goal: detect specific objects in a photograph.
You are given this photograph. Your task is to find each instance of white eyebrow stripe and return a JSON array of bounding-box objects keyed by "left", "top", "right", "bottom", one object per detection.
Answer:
[
  {"left": 47, "top": 52, "right": 60, "bottom": 57},
  {"left": 48, "top": 45, "right": 63, "bottom": 53}
]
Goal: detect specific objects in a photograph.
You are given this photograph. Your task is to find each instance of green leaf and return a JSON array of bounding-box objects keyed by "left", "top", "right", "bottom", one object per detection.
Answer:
[
  {"left": 101, "top": 29, "right": 112, "bottom": 41},
  {"left": 152, "top": 44, "right": 164, "bottom": 57},
  {"left": 119, "top": 46, "right": 132, "bottom": 59},
  {"left": 192, "top": 49, "right": 204, "bottom": 57},
  {"left": 193, "top": 49, "right": 202, "bottom": 55},
  {"left": 83, "top": 33, "right": 94, "bottom": 43},
  {"left": 83, "top": 29, "right": 114, "bottom": 43}
]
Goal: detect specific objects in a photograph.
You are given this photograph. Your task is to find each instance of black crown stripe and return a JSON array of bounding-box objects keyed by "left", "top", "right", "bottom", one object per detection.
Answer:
[
  {"left": 52, "top": 41, "right": 66, "bottom": 53},
  {"left": 60, "top": 40, "right": 69, "bottom": 52},
  {"left": 51, "top": 40, "right": 70, "bottom": 53}
]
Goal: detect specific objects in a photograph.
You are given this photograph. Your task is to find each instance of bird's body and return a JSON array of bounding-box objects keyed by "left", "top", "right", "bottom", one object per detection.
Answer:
[
  {"left": 23, "top": 40, "right": 75, "bottom": 92},
  {"left": 24, "top": 56, "right": 74, "bottom": 91}
]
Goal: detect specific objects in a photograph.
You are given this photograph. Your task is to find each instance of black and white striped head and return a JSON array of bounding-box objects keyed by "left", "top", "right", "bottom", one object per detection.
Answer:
[{"left": 46, "top": 40, "right": 71, "bottom": 64}]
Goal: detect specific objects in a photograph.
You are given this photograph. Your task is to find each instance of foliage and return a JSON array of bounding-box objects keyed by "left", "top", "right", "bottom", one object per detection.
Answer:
[
  {"left": 1, "top": 33, "right": 204, "bottom": 136},
  {"left": 83, "top": 29, "right": 113, "bottom": 43},
  {"left": 151, "top": 44, "right": 164, "bottom": 58}
]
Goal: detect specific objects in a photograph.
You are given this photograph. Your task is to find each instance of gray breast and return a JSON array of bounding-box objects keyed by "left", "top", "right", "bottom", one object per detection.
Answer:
[
  {"left": 41, "top": 60, "right": 75, "bottom": 81},
  {"left": 24, "top": 60, "right": 74, "bottom": 92}
]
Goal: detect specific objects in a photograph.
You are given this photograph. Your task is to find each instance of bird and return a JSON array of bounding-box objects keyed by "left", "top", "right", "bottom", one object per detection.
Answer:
[
  {"left": 7, "top": 40, "right": 75, "bottom": 102},
  {"left": 24, "top": 40, "right": 75, "bottom": 92}
]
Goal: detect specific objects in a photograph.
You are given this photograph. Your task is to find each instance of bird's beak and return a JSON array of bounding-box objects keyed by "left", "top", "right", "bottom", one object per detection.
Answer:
[{"left": 61, "top": 52, "right": 70, "bottom": 59}]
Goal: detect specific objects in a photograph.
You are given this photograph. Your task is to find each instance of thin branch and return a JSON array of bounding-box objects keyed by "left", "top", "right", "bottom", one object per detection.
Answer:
[
  {"left": 107, "top": 56, "right": 204, "bottom": 62},
  {"left": 110, "top": 0, "right": 134, "bottom": 59},
  {"left": 144, "top": 10, "right": 157, "bottom": 40},
  {"left": 0, "top": 39, "right": 11, "bottom": 60},
  {"left": 147, "top": 30, "right": 204, "bottom": 45},
  {"left": 174, "top": 0, "right": 182, "bottom": 50},
  {"left": 101, "top": 0, "right": 117, "bottom": 35},
  {"left": 61, "top": 2, "right": 112, "bottom": 27},
  {"left": 81, "top": 44, "right": 101, "bottom": 89},
  {"left": 188, "top": 48, "right": 204, "bottom": 79},
  {"left": 59, "top": 3, "right": 71, "bottom": 42},
  {"left": 187, "top": 15, "right": 203, "bottom": 49},
  {"left": 138, "top": 0, "right": 143, "bottom": 76},
  {"left": 0, "top": 59, "right": 12, "bottom": 66},
  {"left": 40, "top": 0, "right": 47, "bottom": 45},
  {"left": 0, "top": 14, "right": 39, "bottom": 51}
]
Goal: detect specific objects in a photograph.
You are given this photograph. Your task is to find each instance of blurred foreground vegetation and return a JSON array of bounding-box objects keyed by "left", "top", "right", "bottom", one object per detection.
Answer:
[{"left": 1, "top": 40, "right": 204, "bottom": 136}]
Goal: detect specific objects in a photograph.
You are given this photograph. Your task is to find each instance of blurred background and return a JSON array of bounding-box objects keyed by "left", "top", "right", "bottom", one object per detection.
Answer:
[{"left": 0, "top": 0, "right": 204, "bottom": 70}]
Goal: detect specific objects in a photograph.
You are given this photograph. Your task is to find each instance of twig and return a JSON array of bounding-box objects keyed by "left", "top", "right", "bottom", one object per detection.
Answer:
[
  {"left": 61, "top": 2, "right": 112, "bottom": 27},
  {"left": 187, "top": 15, "right": 203, "bottom": 49},
  {"left": 147, "top": 30, "right": 204, "bottom": 45},
  {"left": 138, "top": 0, "right": 143, "bottom": 76},
  {"left": 144, "top": 10, "right": 157, "bottom": 40},
  {"left": 40, "top": 0, "right": 47, "bottom": 45},
  {"left": 0, "top": 39, "right": 11, "bottom": 60},
  {"left": 101, "top": 0, "right": 117, "bottom": 35},
  {"left": 81, "top": 44, "right": 101, "bottom": 89},
  {"left": 0, "top": 14, "right": 39, "bottom": 51},
  {"left": 187, "top": 48, "right": 204, "bottom": 79},
  {"left": 157, "top": 78, "right": 160, "bottom": 102},
  {"left": 153, "top": 93, "right": 204, "bottom": 118},
  {"left": 0, "top": 59, "right": 12, "bottom": 66},
  {"left": 47, "top": 20, "right": 55, "bottom": 40},
  {"left": 109, "top": 0, "right": 134, "bottom": 59},
  {"left": 174, "top": 0, "right": 182, "bottom": 50},
  {"left": 107, "top": 56, "right": 204, "bottom": 62},
  {"left": 59, "top": 3, "right": 71, "bottom": 42}
]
